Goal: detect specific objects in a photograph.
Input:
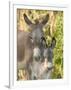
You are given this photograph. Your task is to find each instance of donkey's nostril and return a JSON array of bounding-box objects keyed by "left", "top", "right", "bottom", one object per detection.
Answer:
[{"left": 34, "top": 56, "right": 40, "bottom": 61}]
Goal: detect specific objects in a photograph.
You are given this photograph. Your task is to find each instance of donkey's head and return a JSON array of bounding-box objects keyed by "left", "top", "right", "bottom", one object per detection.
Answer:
[
  {"left": 43, "top": 37, "right": 56, "bottom": 69},
  {"left": 24, "top": 14, "right": 49, "bottom": 61},
  {"left": 31, "top": 37, "right": 56, "bottom": 79}
]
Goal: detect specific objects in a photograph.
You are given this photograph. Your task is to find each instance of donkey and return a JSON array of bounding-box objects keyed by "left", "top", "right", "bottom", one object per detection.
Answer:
[
  {"left": 17, "top": 14, "right": 49, "bottom": 79},
  {"left": 31, "top": 37, "right": 56, "bottom": 79}
]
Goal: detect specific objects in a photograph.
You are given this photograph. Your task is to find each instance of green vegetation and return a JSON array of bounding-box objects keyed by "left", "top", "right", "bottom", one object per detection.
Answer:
[{"left": 52, "top": 12, "right": 63, "bottom": 78}]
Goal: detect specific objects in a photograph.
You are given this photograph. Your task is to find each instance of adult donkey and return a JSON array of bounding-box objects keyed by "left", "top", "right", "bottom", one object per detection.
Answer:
[{"left": 17, "top": 14, "right": 49, "bottom": 80}]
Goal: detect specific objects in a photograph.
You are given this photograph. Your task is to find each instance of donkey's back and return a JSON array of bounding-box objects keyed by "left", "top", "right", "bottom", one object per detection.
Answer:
[{"left": 17, "top": 30, "right": 33, "bottom": 70}]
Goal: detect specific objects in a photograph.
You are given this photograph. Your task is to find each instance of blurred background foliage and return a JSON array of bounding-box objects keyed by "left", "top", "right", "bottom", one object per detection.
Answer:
[{"left": 17, "top": 9, "right": 63, "bottom": 79}]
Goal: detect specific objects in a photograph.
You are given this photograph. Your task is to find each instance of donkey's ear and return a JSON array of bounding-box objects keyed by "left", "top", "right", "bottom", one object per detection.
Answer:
[
  {"left": 41, "top": 14, "right": 49, "bottom": 26},
  {"left": 23, "top": 14, "right": 34, "bottom": 26},
  {"left": 51, "top": 37, "right": 56, "bottom": 49}
]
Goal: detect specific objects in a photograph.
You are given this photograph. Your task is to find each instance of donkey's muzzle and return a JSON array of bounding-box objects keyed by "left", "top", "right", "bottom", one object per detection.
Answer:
[{"left": 33, "top": 47, "right": 41, "bottom": 61}]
